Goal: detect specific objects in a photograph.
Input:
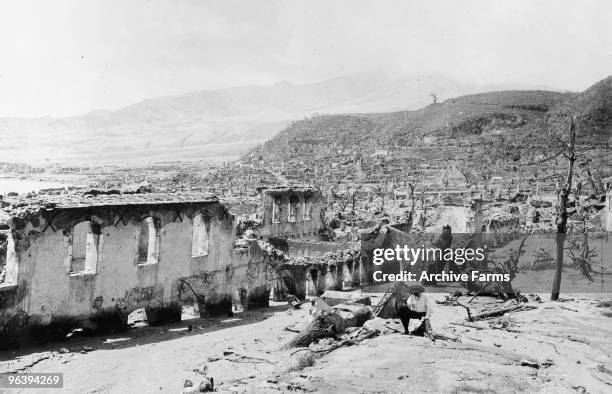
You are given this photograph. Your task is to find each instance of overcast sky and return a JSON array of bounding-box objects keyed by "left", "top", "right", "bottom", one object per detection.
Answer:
[{"left": 0, "top": 0, "right": 610, "bottom": 117}]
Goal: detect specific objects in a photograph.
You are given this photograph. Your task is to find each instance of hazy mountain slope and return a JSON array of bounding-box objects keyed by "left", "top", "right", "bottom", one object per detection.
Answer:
[{"left": 0, "top": 74, "right": 541, "bottom": 166}]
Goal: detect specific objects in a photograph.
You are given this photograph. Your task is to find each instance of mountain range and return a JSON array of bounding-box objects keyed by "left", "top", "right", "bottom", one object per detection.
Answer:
[{"left": 0, "top": 73, "right": 563, "bottom": 166}]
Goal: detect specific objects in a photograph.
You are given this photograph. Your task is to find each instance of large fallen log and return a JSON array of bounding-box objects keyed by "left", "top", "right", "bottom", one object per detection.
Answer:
[
  {"left": 282, "top": 304, "right": 372, "bottom": 349},
  {"left": 282, "top": 314, "right": 337, "bottom": 349},
  {"left": 325, "top": 303, "right": 373, "bottom": 332}
]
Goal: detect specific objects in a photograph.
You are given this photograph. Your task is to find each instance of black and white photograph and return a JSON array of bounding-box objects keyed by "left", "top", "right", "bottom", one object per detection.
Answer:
[{"left": 0, "top": 0, "right": 611, "bottom": 392}]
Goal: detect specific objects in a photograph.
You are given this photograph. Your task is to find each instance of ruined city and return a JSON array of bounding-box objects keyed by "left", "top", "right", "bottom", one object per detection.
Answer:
[{"left": 1, "top": 1, "right": 612, "bottom": 393}]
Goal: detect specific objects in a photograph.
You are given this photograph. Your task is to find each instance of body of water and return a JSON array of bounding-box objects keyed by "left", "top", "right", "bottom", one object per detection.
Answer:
[{"left": 0, "top": 178, "right": 70, "bottom": 195}]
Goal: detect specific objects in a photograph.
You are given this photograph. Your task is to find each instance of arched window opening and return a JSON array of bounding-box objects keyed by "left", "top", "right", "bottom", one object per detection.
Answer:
[
  {"left": 272, "top": 198, "right": 282, "bottom": 223},
  {"left": 70, "top": 221, "right": 101, "bottom": 274},
  {"left": 303, "top": 200, "right": 312, "bottom": 221},
  {"left": 138, "top": 217, "right": 160, "bottom": 265},
  {"left": 191, "top": 213, "right": 210, "bottom": 257},
  {"left": 288, "top": 195, "right": 299, "bottom": 223}
]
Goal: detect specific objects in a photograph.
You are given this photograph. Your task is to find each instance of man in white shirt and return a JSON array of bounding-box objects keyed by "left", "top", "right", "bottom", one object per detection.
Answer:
[{"left": 396, "top": 284, "right": 433, "bottom": 337}]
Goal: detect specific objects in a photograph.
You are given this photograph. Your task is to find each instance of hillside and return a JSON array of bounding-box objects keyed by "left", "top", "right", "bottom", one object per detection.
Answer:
[
  {"left": 548, "top": 76, "right": 612, "bottom": 139},
  {"left": 262, "top": 90, "right": 576, "bottom": 150},
  {"left": 256, "top": 77, "right": 611, "bottom": 192}
]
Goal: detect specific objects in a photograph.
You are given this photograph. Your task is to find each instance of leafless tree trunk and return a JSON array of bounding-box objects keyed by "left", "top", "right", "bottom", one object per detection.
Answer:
[
  {"left": 408, "top": 182, "right": 416, "bottom": 216},
  {"left": 551, "top": 117, "right": 577, "bottom": 301}
]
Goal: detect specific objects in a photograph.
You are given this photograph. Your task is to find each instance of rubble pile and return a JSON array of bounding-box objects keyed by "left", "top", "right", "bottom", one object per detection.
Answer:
[
  {"left": 2, "top": 198, "right": 59, "bottom": 223},
  {"left": 282, "top": 247, "right": 361, "bottom": 270},
  {"left": 3, "top": 191, "right": 219, "bottom": 218},
  {"left": 233, "top": 230, "right": 289, "bottom": 261}
]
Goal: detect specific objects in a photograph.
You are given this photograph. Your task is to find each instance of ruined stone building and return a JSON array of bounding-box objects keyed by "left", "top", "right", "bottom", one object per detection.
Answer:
[
  {"left": 0, "top": 184, "right": 366, "bottom": 349},
  {"left": 0, "top": 192, "right": 273, "bottom": 348},
  {"left": 258, "top": 186, "right": 324, "bottom": 240}
]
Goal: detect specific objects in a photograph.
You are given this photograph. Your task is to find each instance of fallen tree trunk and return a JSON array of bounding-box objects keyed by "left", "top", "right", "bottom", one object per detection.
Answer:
[
  {"left": 282, "top": 304, "right": 372, "bottom": 349},
  {"left": 282, "top": 314, "right": 337, "bottom": 349}
]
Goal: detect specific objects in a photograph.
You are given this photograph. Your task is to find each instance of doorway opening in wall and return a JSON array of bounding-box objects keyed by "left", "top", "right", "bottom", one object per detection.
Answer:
[
  {"left": 0, "top": 230, "right": 18, "bottom": 286},
  {"left": 126, "top": 306, "right": 201, "bottom": 328},
  {"left": 306, "top": 269, "right": 318, "bottom": 297},
  {"left": 127, "top": 308, "right": 149, "bottom": 328},
  {"left": 125, "top": 304, "right": 215, "bottom": 328},
  {"left": 231, "top": 288, "right": 246, "bottom": 314},
  {"left": 181, "top": 304, "right": 201, "bottom": 321},
  {"left": 138, "top": 217, "right": 161, "bottom": 265},
  {"left": 70, "top": 221, "right": 101, "bottom": 275}
]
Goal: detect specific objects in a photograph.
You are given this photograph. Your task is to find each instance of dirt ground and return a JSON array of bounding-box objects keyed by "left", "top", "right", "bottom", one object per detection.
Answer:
[{"left": 2, "top": 289, "right": 612, "bottom": 394}]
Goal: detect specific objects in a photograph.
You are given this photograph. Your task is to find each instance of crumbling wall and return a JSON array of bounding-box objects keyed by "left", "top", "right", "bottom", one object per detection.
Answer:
[
  {"left": 359, "top": 224, "right": 453, "bottom": 284},
  {"left": 264, "top": 243, "right": 362, "bottom": 300},
  {"left": 0, "top": 201, "right": 270, "bottom": 349},
  {"left": 260, "top": 187, "right": 324, "bottom": 239},
  {"left": 286, "top": 239, "right": 358, "bottom": 258},
  {"left": 483, "top": 215, "right": 521, "bottom": 247}
]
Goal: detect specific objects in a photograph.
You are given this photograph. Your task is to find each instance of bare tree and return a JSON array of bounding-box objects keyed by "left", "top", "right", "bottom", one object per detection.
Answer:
[
  {"left": 551, "top": 116, "right": 577, "bottom": 301},
  {"left": 407, "top": 182, "right": 416, "bottom": 217},
  {"left": 430, "top": 91, "right": 438, "bottom": 105},
  {"left": 582, "top": 159, "right": 605, "bottom": 195}
]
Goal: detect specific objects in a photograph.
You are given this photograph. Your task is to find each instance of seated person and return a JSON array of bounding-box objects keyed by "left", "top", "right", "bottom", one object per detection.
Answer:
[{"left": 396, "top": 284, "right": 433, "bottom": 337}]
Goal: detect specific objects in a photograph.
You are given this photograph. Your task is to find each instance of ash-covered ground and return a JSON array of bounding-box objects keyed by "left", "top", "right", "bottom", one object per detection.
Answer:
[{"left": 2, "top": 290, "right": 612, "bottom": 393}]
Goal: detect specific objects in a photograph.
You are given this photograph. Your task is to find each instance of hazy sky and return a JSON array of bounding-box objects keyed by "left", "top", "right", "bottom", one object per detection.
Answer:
[{"left": 0, "top": 0, "right": 610, "bottom": 117}]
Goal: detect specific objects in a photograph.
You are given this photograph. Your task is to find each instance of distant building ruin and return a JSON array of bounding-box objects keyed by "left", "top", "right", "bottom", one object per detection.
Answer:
[
  {"left": 258, "top": 186, "right": 324, "bottom": 240},
  {"left": 0, "top": 186, "right": 365, "bottom": 349}
]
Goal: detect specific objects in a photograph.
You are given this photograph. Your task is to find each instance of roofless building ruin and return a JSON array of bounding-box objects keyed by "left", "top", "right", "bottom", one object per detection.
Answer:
[
  {"left": 0, "top": 192, "right": 276, "bottom": 348},
  {"left": 0, "top": 187, "right": 366, "bottom": 349}
]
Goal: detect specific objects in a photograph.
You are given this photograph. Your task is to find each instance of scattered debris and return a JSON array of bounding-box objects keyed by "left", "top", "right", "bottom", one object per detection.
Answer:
[
  {"left": 437, "top": 295, "right": 474, "bottom": 321},
  {"left": 520, "top": 359, "right": 554, "bottom": 369},
  {"left": 471, "top": 300, "right": 537, "bottom": 321},
  {"left": 449, "top": 322, "right": 486, "bottom": 330},
  {"left": 197, "top": 377, "right": 214, "bottom": 392}
]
